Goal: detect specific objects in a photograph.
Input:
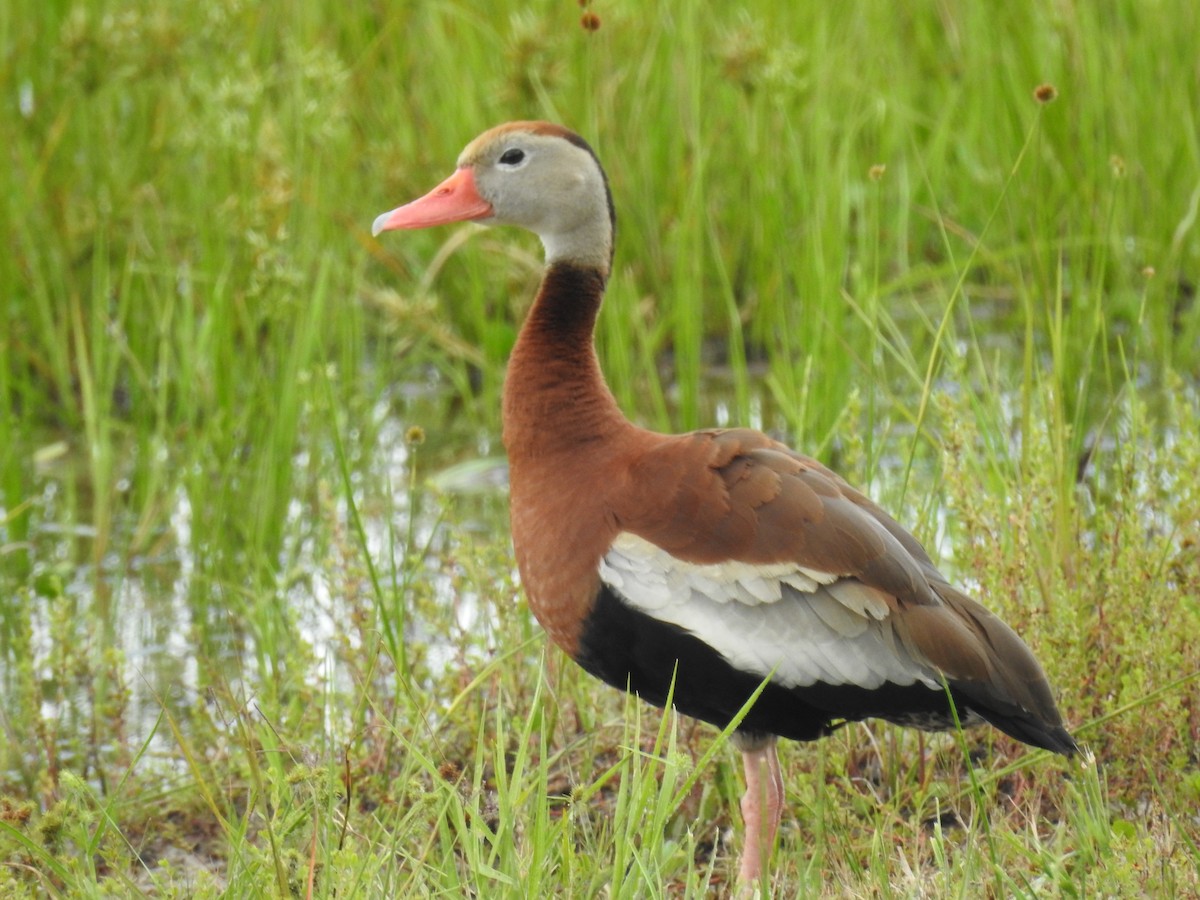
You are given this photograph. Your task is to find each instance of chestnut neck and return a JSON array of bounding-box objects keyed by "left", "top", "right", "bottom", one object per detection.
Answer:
[{"left": 502, "top": 262, "right": 629, "bottom": 459}]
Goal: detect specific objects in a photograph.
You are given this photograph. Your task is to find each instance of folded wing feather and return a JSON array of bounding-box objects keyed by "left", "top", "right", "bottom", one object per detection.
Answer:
[
  {"left": 600, "top": 429, "right": 1071, "bottom": 751},
  {"left": 600, "top": 531, "right": 940, "bottom": 691}
]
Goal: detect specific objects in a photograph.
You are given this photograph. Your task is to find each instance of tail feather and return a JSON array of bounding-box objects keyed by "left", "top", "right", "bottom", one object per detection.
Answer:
[{"left": 913, "top": 582, "right": 1077, "bottom": 757}]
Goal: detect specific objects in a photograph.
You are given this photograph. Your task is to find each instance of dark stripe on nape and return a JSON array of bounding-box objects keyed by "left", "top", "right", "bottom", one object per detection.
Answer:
[
  {"left": 575, "top": 581, "right": 1076, "bottom": 753},
  {"left": 559, "top": 129, "right": 617, "bottom": 266}
]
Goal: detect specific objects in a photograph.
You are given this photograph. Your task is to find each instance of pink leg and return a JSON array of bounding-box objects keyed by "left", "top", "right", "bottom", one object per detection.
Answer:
[{"left": 737, "top": 738, "right": 784, "bottom": 886}]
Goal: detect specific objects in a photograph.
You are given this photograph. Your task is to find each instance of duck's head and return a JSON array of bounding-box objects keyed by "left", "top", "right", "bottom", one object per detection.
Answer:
[{"left": 373, "top": 121, "right": 614, "bottom": 273}]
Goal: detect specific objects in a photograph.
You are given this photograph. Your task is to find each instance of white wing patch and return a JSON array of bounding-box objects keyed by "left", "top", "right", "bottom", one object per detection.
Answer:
[{"left": 599, "top": 532, "right": 940, "bottom": 691}]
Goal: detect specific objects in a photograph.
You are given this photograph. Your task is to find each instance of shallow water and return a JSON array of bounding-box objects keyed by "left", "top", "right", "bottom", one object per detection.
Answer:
[
  {"left": 1, "top": 378, "right": 515, "bottom": 782},
  {"left": 2, "top": 355, "right": 1194, "bottom": 787}
]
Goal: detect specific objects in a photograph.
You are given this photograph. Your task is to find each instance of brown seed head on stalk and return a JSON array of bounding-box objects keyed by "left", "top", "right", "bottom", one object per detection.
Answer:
[
  {"left": 1034, "top": 83, "right": 1057, "bottom": 104},
  {"left": 581, "top": 11, "right": 601, "bottom": 31}
]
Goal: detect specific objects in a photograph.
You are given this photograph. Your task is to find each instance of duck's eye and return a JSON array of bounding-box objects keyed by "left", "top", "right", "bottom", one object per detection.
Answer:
[{"left": 498, "top": 148, "right": 526, "bottom": 166}]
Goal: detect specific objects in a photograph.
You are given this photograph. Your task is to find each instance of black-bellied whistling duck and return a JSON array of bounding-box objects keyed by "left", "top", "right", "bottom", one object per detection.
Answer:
[{"left": 372, "top": 122, "right": 1077, "bottom": 888}]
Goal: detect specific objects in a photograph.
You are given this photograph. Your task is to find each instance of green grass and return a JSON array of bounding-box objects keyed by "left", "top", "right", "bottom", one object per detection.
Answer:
[{"left": 3, "top": 0, "right": 1200, "bottom": 896}]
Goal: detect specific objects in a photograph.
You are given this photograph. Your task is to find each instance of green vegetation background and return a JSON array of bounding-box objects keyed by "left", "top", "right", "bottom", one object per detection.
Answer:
[{"left": 2, "top": 0, "right": 1199, "bottom": 896}]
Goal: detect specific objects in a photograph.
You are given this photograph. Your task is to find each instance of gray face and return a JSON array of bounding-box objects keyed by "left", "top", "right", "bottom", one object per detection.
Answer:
[{"left": 463, "top": 129, "right": 613, "bottom": 271}]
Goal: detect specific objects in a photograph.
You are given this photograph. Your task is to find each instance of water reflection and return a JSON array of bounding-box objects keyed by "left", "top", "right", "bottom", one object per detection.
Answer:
[{"left": 1, "top": 369, "right": 1193, "bottom": 786}]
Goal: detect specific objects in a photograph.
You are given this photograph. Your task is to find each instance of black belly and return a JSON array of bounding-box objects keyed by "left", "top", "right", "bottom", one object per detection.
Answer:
[{"left": 574, "top": 582, "right": 964, "bottom": 744}]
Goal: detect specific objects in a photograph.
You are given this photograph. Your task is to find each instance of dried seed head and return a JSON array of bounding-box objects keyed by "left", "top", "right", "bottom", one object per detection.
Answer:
[
  {"left": 1034, "top": 83, "right": 1057, "bottom": 104},
  {"left": 405, "top": 425, "right": 426, "bottom": 446},
  {"left": 1109, "top": 155, "right": 1126, "bottom": 178},
  {"left": 580, "top": 11, "right": 601, "bottom": 31},
  {"left": 1142, "top": 266, "right": 1156, "bottom": 279},
  {"left": 868, "top": 164, "right": 886, "bottom": 182}
]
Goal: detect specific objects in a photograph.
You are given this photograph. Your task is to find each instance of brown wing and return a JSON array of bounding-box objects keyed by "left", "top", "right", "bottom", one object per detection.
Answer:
[
  {"left": 618, "top": 428, "right": 935, "bottom": 588},
  {"left": 615, "top": 427, "right": 1072, "bottom": 749}
]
